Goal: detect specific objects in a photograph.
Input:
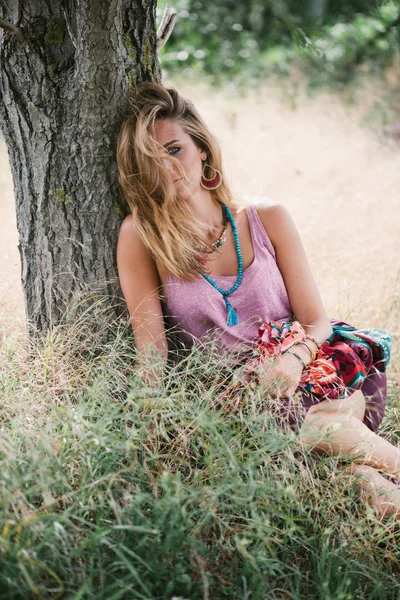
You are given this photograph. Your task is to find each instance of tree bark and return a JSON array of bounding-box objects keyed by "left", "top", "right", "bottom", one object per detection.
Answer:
[{"left": 0, "top": 0, "right": 160, "bottom": 335}]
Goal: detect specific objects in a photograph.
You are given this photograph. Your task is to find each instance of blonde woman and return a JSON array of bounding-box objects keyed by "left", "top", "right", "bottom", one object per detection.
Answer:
[{"left": 117, "top": 82, "right": 397, "bottom": 517}]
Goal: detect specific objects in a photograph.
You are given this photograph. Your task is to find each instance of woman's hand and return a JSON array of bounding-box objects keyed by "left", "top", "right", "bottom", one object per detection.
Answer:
[{"left": 259, "top": 352, "right": 304, "bottom": 398}]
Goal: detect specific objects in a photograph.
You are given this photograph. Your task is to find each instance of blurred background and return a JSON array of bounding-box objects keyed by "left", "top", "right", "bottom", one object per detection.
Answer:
[
  {"left": 159, "top": 0, "right": 400, "bottom": 89},
  {"left": 1, "top": 0, "right": 399, "bottom": 344}
]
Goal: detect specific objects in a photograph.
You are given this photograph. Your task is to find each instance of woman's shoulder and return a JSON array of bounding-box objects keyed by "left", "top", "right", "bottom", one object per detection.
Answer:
[
  {"left": 252, "top": 202, "right": 290, "bottom": 220},
  {"left": 119, "top": 213, "right": 135, "bottom": 236},
  {"left": 250, "top": 202, "right": 293, "bottom": 248},
  {"left": 118, "top": 214, "right": 144, "bottom": 245},
  {"left": 118, "top": 214, "right": 167, "bottom": 280},
  {"left": 255, "top": 204, "right": 298, "bottom": 250},
  {"left": 117, "top": 213, "right": 153, "bottom": 260}
]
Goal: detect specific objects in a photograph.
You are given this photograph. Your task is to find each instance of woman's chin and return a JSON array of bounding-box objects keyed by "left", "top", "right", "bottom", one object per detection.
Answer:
[{"left": 175, "top": 182, "right": 194, "bottom": 201}]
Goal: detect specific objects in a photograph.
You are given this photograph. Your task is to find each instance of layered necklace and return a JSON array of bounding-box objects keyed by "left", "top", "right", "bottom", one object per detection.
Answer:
[
  {"left": 207, "top": 208, "right": 228, "bottom": 253},
  {"left": 202, "top": 204, "right": 243, "bottom": 327}
]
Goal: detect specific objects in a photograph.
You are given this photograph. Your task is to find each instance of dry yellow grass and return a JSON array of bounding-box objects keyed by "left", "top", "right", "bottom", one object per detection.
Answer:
[{"left": 1, "top": 81, "right": 399, "bottom": 345}]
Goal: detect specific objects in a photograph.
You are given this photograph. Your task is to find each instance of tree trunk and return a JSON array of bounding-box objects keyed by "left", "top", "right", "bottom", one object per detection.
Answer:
[{"left": 0, "top": 0, "right": 160, "bottom": 335}]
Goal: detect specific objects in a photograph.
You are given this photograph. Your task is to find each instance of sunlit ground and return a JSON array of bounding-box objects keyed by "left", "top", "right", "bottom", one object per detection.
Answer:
[
  {"left": 1, "top": 78, "right": 399, "bottom": 347},
  {"left": 0, "top": 144, "right": 25, "bottom": 341}
]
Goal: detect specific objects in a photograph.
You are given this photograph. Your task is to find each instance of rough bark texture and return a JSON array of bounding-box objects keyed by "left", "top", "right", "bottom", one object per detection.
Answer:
[{"left": 0, "top": 0, "right": 160, "bottom": 334}]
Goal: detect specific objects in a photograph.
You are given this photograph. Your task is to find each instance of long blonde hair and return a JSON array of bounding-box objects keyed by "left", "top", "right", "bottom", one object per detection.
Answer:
[{"left": 117, "top": 82, "right": 240, "bottom": 281}]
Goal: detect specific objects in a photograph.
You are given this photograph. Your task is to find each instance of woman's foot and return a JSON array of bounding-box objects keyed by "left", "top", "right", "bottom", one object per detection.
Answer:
[{"left": 349, "top": 464, "right": 400, "bottom": 519}]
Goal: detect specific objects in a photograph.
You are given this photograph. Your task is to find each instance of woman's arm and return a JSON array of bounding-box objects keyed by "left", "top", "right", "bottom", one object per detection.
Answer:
[
  {"left": 259, "top": 204, "right": 332, "bottom": 343},
  {"left": 256, "top": 204, "right": 332, "bottom": 395},
  {"left": 117, "top": 215, "right": 168, "bottom": 387}
]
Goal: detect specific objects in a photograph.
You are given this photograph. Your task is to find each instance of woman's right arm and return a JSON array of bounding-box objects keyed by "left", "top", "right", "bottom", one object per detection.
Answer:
[{"left": 117, "top": 215, "right": 168, "bottom": 386}]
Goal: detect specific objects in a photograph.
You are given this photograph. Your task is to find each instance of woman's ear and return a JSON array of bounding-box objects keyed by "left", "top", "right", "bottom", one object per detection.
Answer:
[{"left": 200, "top": 151, "right": 207, "bottom": 161}]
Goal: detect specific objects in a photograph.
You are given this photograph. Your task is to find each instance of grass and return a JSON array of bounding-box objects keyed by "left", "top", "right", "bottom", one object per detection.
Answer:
[{"left": 1, "top": 296, "right": 400, "bottom": 599}]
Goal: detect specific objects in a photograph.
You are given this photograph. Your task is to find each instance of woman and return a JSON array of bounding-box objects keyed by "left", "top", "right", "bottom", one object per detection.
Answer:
[{"left": 117, "top": 82, "right": 397, "bottom": 517}]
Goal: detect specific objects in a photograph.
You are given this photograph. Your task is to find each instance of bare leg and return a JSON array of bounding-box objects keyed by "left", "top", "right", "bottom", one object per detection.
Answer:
[
  {"left": 300, "top": 391, "right": 400, "bottom": 517},
  {"left": 300, "top": 390, "right": 400, "bottom": 479}
]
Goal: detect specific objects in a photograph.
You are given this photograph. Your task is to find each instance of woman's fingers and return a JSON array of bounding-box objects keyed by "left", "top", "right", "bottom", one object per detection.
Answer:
[
  {"left": 262, "top": 369, "right": 296, "bottom": 397},
  {"left": 269, "top": 381, "right": 296, "bottom": 400},
  {"left": 276, "top": 386, "right": 296, "bottom": 400},
  {"left": 259, "top": 355, "right": 303, "bottom": 396},
  {"left": 262, "top": 365, "right": 299, "bottom": 399}
]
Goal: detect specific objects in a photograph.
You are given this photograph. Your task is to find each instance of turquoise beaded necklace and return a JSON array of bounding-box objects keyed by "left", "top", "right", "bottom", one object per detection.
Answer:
[{"left": 202, "top": 204, "right": 243, "bottom": 327}]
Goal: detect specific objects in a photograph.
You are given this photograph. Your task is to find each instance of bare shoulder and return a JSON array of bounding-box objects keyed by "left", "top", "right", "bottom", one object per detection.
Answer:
[
  {"left": 118, "top": 213, "right": 136, "bottom": 240},
  {"left": 255, "top": 203, "right": 291, "bottom": 225},
  {"left": 120, "top": 213, "right": 134, "bottom": 230},
  {"left": 117, "top": 213, "right": 155, "bottom": 266},
  {"left": 254, "top": 203, "right": 295, "bottom": 248},
  {"left": 118, "top": 214, "right": 146, "bottom": 250}
]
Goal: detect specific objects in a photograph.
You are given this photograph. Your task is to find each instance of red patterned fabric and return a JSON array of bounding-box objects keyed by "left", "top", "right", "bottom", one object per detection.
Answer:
[{"left": 217, "top": 320, "right": 391, "bottom": 415}]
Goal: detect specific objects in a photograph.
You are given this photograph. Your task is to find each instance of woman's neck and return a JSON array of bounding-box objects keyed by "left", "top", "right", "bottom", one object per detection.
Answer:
[{"left": 191, "top": 189, "right": 228, "bottom": 236}]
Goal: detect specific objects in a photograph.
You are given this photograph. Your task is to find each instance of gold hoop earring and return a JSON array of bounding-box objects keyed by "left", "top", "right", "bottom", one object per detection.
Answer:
[{"left": 200, "top": 163, "right": 223, "bottom": 190}]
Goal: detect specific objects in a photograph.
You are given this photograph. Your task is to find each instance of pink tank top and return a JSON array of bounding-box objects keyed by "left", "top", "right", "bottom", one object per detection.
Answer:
[{"left": 164, "top": 205, "right": 293, "bottom": 354}]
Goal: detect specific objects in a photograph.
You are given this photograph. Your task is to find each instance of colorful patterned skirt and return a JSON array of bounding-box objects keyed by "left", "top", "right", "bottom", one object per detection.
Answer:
[{"left": 217, "top": 319, "right": 392, "bottom": 432}]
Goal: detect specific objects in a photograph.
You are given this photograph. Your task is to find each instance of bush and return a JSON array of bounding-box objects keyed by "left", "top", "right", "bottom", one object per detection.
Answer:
[{"left": 158, "top": 0, "right": 400, "bottom": 87}]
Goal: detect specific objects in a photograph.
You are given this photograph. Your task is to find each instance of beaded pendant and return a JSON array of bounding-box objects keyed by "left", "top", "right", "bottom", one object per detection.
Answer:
[{"left": 202, "top": 204, "right": 243, "bottom": 326}]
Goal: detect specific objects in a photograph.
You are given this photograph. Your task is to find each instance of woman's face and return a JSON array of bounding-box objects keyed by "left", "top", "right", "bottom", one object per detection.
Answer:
[{"left": 153, "top": 119, "right": 207, "bottom": 197}]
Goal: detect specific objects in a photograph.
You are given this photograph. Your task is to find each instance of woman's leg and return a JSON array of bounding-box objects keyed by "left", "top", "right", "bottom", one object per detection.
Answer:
[
  {"left": 300, "top": 390, "right": 400, "bottom": 478},
  {"left": 300, "top": 390, "right": 400, "bottom": 517}
]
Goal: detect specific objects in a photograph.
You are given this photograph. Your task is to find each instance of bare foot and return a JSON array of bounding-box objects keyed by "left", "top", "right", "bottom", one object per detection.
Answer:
[{"left": 350, "top": 464, "right": 400, "bottom": 519}]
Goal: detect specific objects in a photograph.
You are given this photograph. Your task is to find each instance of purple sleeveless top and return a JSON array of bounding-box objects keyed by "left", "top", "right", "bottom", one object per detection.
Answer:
[
  {"left": 162, "top": 206, "right": 387, "bottom": 433},
  {"left": 164, "top": 205, "right": 293, "bottom": 354}
]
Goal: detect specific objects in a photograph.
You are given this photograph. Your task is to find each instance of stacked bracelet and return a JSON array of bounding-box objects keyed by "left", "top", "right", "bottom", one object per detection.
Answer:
[
  {"left": 299, "top": 341, "right": 318, "bottom": 363},
  {"left": 281, "top": 333, "right": 321, "bottom": 369},
  {"left": 283, "top": 341, "right": 317, "bottom": 364},
  {"left": 296, "top": 341, "right": 313, "bottom": 360},
  {"left": 305, "top": 334, "right": 321, "bottom": 350}
]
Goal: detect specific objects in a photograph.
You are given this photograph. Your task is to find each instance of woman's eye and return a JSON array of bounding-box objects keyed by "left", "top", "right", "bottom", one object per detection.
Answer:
[{"left": 168, "top": 146, "right": 181, "bottom": 155}]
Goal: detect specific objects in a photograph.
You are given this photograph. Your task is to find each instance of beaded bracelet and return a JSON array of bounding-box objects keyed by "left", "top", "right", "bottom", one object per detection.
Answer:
[
  {"left": 284, "top": 350, "right": 307, "bottom": 371},
  {"left": 305, "top": 334, "right": 322, "bottom": 350}
]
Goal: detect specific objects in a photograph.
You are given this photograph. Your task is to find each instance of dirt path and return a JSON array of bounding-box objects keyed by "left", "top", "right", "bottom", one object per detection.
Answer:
[
  {"left": 1, "top": 82, "right": 399, "bottom": 342},
  {"left": 0, "top": 147, "right": 25, "bottom": 341}
]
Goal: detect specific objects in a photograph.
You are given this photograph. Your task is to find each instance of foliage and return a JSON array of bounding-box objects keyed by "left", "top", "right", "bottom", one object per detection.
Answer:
[
  {"left": 157, "top": 0, "right": 400, "bottom": 86},
  {"left": 1, "top": 296, "right": 400, "bottom": 598}
]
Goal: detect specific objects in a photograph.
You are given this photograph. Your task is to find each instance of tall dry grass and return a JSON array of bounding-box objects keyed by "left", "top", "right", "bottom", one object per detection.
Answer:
[{"left": 1, "top": 292, "right": 400, "bottom": 598}]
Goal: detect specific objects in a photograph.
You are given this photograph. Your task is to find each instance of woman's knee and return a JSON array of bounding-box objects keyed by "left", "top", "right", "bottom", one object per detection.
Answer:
[
  {"left": 306, "top": 390, "right": 365, "bottom": 421},
  {"left": 299, "top": 410, "right": 338, "bottom": 448},
  {"left": 299, "top": 391, "right": 366, "bottom": 448}
]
